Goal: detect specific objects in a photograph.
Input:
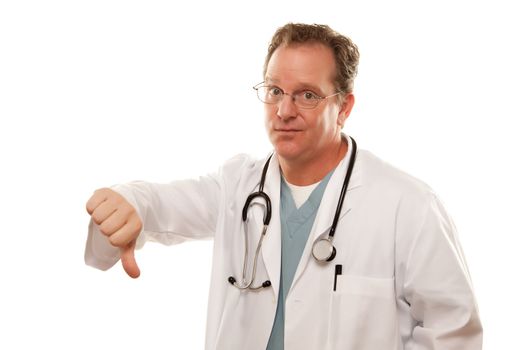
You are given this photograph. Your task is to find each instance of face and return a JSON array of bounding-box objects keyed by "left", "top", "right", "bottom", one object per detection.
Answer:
[{"left": 264, "top": 43, "right": 354, "bottom": 165}]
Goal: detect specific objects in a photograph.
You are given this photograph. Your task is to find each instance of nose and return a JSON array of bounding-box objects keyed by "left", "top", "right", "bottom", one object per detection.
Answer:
[{"left": 276, "top": 94, "right": 298, "bottom": 121}]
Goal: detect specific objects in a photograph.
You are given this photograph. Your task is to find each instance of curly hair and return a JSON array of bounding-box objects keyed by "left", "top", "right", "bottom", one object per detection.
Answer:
[{"left": 263, "top": 23, "right": 360, "bottom": 94}]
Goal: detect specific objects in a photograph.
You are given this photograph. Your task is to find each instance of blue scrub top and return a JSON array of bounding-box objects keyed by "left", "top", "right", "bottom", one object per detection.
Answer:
[{"left": 266, "top": 170, "right": 334, "bottom": 350}]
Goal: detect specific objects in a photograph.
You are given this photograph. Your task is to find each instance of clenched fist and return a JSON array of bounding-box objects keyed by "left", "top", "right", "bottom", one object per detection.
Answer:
[{"left": 86, "top": 188, "right": 143, "bottom": 278}]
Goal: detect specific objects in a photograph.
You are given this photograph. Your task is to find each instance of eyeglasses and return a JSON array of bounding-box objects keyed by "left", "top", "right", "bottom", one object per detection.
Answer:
[{"left": 253, "top": 82, "right": 342, "bottom": 109}]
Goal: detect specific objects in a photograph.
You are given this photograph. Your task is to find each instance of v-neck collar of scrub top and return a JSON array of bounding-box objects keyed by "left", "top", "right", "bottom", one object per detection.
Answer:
[{"left": 280, "top": 170, "right": 334, "bottom": 240}]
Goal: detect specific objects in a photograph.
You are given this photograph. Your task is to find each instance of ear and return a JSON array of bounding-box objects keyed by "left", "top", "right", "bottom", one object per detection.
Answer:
[{"left": 337, "top": 93, "right": 355, "bottom": 127}]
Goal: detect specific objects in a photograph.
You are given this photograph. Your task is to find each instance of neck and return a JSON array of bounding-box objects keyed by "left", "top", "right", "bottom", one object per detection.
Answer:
[{"left": 278, "top": 135, "right": 348, "bottom": 186}]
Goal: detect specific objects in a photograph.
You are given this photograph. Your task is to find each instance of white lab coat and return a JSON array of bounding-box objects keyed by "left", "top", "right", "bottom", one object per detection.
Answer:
[{"left": 85, "top": 136, "right": 482, "bottom": 349}]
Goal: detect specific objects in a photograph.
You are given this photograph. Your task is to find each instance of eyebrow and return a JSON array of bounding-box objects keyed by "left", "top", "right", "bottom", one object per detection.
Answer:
[{"left": 264, "top": 77, "right": 322, "bottom": 93}]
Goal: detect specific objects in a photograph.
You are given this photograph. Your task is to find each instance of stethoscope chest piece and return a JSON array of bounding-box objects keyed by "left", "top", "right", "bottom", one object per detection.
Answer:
[{"left": 312, "top": 237, "right": 337, "bottom": 262}]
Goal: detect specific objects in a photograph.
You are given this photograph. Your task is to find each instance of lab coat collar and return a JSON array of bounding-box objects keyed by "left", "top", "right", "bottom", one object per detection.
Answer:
[{"left": 309, "top": 133, "right": 363, "bottom": 236}]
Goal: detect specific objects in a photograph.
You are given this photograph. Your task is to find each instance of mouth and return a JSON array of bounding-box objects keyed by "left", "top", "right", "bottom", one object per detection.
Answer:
[{"left": 275, "top": 129, "right": 301, "bottom": 133}]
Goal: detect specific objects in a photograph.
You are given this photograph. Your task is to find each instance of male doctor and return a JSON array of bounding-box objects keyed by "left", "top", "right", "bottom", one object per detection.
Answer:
[{"left": 85, "top": 23, "right": 482, "bottom": 349}]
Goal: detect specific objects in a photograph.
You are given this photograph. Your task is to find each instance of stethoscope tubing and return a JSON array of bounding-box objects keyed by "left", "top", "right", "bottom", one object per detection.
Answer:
[
  {"left": 229, "top": 136, "right": 357, "bottom": 290},
  {"left": 328, "top": 136, "right": 357, "bottom": 239}
]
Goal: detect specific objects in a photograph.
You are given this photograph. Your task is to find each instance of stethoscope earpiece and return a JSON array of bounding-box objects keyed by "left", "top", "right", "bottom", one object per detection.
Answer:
[
  {"left": 262, "top": 280, "right": 272, "bottom": 288},
  {"left": 228, "top": 276, "right": 271, "bottom": 289}
]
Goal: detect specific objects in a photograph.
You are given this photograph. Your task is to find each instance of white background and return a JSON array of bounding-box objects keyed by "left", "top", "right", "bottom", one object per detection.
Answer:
[{"left": 1, "top": 0, "right": 523, "bottom": 348}]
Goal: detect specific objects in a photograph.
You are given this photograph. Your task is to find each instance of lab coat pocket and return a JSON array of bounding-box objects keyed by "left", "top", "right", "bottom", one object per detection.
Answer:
[{"left": 328, "top": 275, "right": 399, "bottom": 350}]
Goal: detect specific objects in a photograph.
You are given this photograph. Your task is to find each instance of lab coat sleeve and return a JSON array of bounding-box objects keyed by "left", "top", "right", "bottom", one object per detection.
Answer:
[
  {"left": 85, "top": 172, "right": 222, "bottom": 271},
  {"left": 401, "top": 193, "right": 483, "bottom": 349}
]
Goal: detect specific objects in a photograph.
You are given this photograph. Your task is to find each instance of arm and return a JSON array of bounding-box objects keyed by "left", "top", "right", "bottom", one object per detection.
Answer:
[
  {"left": 84, "top": 173, "right": 222, "bottom": 276},
  {"left": 399, "top": 193, "right": 483, "bottom": 349},
  {"left": 114, "top": 176, "right": 222, "bottom": 244}
]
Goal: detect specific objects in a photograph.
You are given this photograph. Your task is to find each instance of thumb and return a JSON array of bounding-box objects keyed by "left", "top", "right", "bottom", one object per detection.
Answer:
[{"left": 120, "top": 240, "right": 140, "bottom": 279}]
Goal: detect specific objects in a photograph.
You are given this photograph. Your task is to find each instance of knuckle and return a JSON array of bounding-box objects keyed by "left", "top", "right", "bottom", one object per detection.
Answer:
[
  {"left": 119, "top": 203, "right": 132, "bottom": 217},
  {"left": 108, "top": 235, "right": 121, "bottom": 247},
  {"left": 128, "top": 215, "right": 142, "bottom": 232},
  {"left": 91, "top": 208, "right": 108, "bottom": 226},
  {"left": 94, "top": 187, "right": 110, "bottom": 195},
  {"left": 85, "top": 201, "right": 93, "bottom": 214},
  {"left": 99, "top": 221, "right": 112, "bottom": 236},
  {"left": 132, "top": 218, "right": 143, "bottom": 234},
  {"left": 86, "top": 197, "right": 98, "bottom": 214},
  {"left": 91, "top": 214, "right": 103, "bottom": 225},
  {"left": 86, "top": 187, "right": 111, "bottom": 214}
]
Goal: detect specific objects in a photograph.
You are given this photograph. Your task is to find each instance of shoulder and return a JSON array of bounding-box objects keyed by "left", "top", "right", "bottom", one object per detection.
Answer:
[
  {"left": 217, "top": 153, "right": 269, "bottom": 192},
  {"left": 219, "top": 153, "right": 266, "bottom": 177},
  {"left": 357, "top": 149, "right": 435, "bottom": 201},
  {"left": 355, "top": 149, "right": 443, "bottom": 225},
  {"left": 357, "top": 149, "right": 452, "bottom": 236}
]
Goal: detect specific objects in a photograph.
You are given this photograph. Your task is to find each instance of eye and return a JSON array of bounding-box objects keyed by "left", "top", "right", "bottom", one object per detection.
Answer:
[
  {"left": 268, "top": 86, "right": 283, "bottom": 96},
  {"left": 301, "top": 91, "right": 319, "bottom": 100}
]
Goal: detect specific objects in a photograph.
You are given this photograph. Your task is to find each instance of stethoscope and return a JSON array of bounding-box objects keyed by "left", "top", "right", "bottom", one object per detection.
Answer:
[{"left": 228, "top": 136, "right": 357, "bottom": 290}]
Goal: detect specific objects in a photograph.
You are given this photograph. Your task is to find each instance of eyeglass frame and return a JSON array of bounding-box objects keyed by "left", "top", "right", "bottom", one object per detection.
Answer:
[{"left": 252, "top": 82, "right": 343, "bottom": 109}]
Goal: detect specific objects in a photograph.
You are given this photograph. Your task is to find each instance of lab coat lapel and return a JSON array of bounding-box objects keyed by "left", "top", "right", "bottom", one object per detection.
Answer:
[
  {"left": 289, "top": 138, "right": 364, "bottom": 294},
  {"left": 311, "top": 152, "right": 363, "bottom": 241},
  {"left": 259, "top": 155, "right": 282, "bottom": 298}
]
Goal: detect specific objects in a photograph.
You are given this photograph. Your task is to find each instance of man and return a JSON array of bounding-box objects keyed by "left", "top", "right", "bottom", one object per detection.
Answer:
[{"left": 85, "top": 23, "right": 482, "bottom": 349}]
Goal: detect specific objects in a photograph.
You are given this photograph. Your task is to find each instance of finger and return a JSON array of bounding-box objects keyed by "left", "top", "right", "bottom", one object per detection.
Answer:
[
  {"left": 99, "top": 206, "right": 132, "bottom": 236},
  {"left": 120, "top": 241, "right": 140, "bottom": 279},
  {"left": 90, "top": 199, "right": 118, "bottom": 226},
  {"left": 86, "top": 188, "right": 111, "bottom": 214},
  {"left": 107, "top": 215, "right": 143, "bottom": 248}
]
